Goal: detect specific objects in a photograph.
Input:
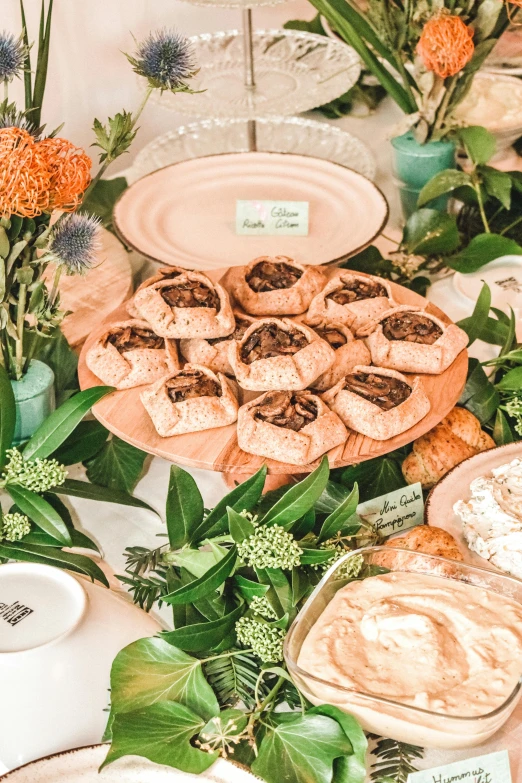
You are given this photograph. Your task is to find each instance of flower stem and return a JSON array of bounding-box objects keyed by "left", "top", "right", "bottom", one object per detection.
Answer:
[
  {"left": 203, "top": 648, "right": 254, "bottom": 664},
  {"left": 48, "top": 264, "right": 63, "bottom": 307},
  {"left": 475, "top": 180, "right": 491, "bottom": 233},
  {"left": 15, "top": 253, "right": 30, "bottom": 380}
]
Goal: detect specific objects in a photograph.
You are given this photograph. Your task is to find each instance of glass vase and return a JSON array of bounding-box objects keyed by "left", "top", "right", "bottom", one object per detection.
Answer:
[{"left": 10, "top": 360, "right": 55, "bottom": 444}]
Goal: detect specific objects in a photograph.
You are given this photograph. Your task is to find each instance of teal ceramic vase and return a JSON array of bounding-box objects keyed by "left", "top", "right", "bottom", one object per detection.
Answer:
[
  {"left": 391, "top": 131, "right": 457, "bottom": 219},
  {"left": 10, "top": 360, "right": 55, "bottom": 444}
]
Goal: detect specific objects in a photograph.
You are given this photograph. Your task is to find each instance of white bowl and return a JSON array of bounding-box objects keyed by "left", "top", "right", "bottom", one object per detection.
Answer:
[
  {"left": 454, "top": 72, "right": 522, "bottom": 153},
  {"left": 0, "top": 563, "right": 162, "bottom": 771}
]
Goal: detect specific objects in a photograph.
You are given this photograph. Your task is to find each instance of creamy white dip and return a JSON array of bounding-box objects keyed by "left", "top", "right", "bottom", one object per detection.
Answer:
[
  {"left": 454, "top": 458, "right": 522, "bottom": 578},
  {"left": 298, "top": 571, "right": 522, "bottom": 717}
]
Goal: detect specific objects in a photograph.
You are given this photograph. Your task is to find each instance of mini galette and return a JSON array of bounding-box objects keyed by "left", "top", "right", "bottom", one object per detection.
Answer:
[
  {"left": 127, "top": 266, "right": 185, "bottom": 317},
  {"left": 228, "top": 318, "right": 335, "bottom": 391},
  {"left": 322, "top": 365, "right": 430, "bottom": 440},
  {"left": 237, "top": 390, "right": 347, "bottom": 466},
  {"left": 308, "top": 322, "right": 371, "bottom": 392},
  {"left": 306, "top": 271, "right": 394, "bottom": 331},
  {"left": 227, "top": 256, "right": 326, "bottom": 316},
  {"left": 86, "top": 319, "right": 179, "bottom": 389},
  {"left": 357, "top": 305, "right": 468, "bottom": 374},
  {"left": 132, "top": 270, "right": 235, "bottom": 339},
  {"left": 140, "top": 364, "right": 238, "bottom": 437},
  {"left": 179, "top": 311, "right": 257, "bottom": 377}
]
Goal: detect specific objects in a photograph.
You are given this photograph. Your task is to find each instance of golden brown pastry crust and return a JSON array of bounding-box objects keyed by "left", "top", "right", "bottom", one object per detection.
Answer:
[
  {"left": 179, "top": 312, "right": 258, "bottom": 377},
  {"left": 237, "top": 392, "right": 347, "bottom": 466},
  {"left": 132, "top": 271, "right": 235, "bottom": 339},
  {"left": 140, "top": 364, "right": 238, "bottom": 437},
  {"left": 229, "top": 318, "right": 335, "bottom": 391},
  {"left": 401, "top": 406, "right": 495, "bottom": 488},
  {"left": 127, "top": 266, "right": 186, "bottom": 317},
  {"left": 305, "top": 271, "right": 394, "bottom": 331},
  {"left": 308, "top": 322, "right": 372, "bottom": 392},
  {"left": 226, "top": 256, "right": 326, "bottom": 316},
  {"left": 374, "top": 526, "right": 464, "bottom": 573},
  {"left": 358, "top": 305, "right": 468, "bottom": 374},
  {"left": 321, "top": 365, "right": 430, "bottom": 441},
  {"left": 86, "top": 319, "right": 179, "bottom": 390}
]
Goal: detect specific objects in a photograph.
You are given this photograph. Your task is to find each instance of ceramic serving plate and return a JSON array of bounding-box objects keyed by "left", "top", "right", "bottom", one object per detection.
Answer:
[
  {"left": 426, "top": 442, "right": 522, "bottom": 571},
  {"left": 0, "top": 745, "right": 259, "bottom": 782},
  {"left": 113, "top": 152, "right": 389, "bottom": 270}
]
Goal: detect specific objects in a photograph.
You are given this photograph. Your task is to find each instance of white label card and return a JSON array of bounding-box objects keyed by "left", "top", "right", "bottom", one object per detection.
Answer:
[
  {"left": 356, "top": 482, "right": 424, "bottom": 538},
  {"left": 407, "top": 750, "right": 511, "bottom": 783},
  {"left": 236, "top": 200, "right": 309, "bottom": 236}
]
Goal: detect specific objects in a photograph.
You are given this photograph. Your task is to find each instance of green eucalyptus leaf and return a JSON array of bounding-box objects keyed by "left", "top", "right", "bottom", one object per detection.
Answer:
[
  {"left": 51, "top": 420, "right": 109, "bottom": 465},
  {"left": 300, "top": 548, "right": 336, "bottom": 565},
  {"left": 234, "top": 574, "right": 270, "bottom": 601},
  {"left": 22, "top": 527, "right": 100, "bottom": 552},
  {"left": 228, "top": 506, "right": 256, "bottom": 543},
  {"left": 6, "top": 484, "right": 72, "bottom": 545},
  {"left": 449, "top": 234, "right": 522, "bottom": 275},
  {"left": 262, "top": 457, "right": 329, "bottom": 530},
  {"left": 458, "top": 126, "right": 496, "bottom": 165},
  {"left": 163, "top": 546, "right": 237, "bottom": 605},
  {"left": 165, "top": 465, "right": 204, "bottom": 549},
  {"left": 291, "top": 568, "right": 311, "bottom": 605},
  {"left": 417, "top": 170, "right": 472, "bottom": 207},
  {"left": 85, "top": 435, "right": 146, "bottom": 493},
  {"left": 496, "top": 366, "right": 522, "bottom": 390},
  {"left": 0, "top": 541, "right": 109, "bottom": 586},
  {"left": 170, "top": 546, "right": 227, "bottom": 579},
  {"left": 403, "top": 209, "right": 460, "bottom": 255},
  {"left": 315, "top": 481, "right": 352, "bottom": 513},
  {"left": 493, "top": 409, "right": 515, "bottom": 445},
  {"left": 0, "top": 364, "right": 16, "bottom": 471},
  {"left": 256, "top": 568, "right": 292, "bottom": 616},
  {"left": 162, "top": 600, "right": 244, "bottom": 652},
  {"left": 49, "top": 478, "right": 156, "bottom": 513},
  {"left": 456, "top": 282, "right": 490, "bottom": 345},
  {"left": 308, "top": 705, "right": 367, "bottom": 783},
  {"left": 291, "top": 506, "right": 316, "bottom": 539},
  {"left": 318, "top": 483, "right": 360, "bottom": 542}
]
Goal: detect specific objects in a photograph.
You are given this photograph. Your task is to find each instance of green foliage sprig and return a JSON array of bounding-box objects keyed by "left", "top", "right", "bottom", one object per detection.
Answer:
[{"left": 369, "top": 735, "right": 424, "bottom": 783}]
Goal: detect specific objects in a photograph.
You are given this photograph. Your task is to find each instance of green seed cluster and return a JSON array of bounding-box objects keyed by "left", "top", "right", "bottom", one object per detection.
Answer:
[
  {"left": 235, "top": 616, "right": 285, "bottom": 663},
  {"left": 505, "top": 396, "right": 522, "bottom": 436},
  {"left": 249, "top": 594, "right": 278, "bottom": 620},
  {"left": 237, "top": 524, "right": 302, "bottom": 570},
  {"left": 0, "top": 512, "right": 31, "bottom": 542},
  {"left": 312, "top": 540, "right": 364, "bottom": 579},
  {"left": 3, "top": 448, "right": 68, "bottom": 492}
]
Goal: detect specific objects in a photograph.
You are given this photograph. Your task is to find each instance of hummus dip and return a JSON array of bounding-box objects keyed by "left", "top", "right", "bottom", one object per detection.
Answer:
[{"left": 298, "top": 571, "right": 522, "bottom": 717}]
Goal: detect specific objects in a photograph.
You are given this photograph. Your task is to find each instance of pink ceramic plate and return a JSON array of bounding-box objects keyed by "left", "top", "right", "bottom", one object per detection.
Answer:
[{"left": 113, "top": 152, "right": 388, "bottom": 270}]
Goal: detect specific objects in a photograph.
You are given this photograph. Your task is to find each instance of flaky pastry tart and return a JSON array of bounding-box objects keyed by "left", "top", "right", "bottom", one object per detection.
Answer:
[
  {"left": 306, "top": 271, "right": 394, "bottom": 330},
  {"left": 358, "top": 305, "right": 468, "bottom": 374},
  {"left": 308, "top": 322, "right": 371, "bottom": 392},
  {"left": 237, "top": 390, "right": 347, "bottom": 466},
  {"left": 180, "top": 311, "right": 258, "bottom": 377},
  {"left": 86, "top": 319, "right": 179, "bottom": 390},
  {"left": 322, "top": 365, "right": 430, "bottom": 440},
  {"left": 229, "top": 318, "right": 335, "bottom": 391},
  {"left": 140, "top": 364, "right": 238, "bottom": 437},
  {"left": 127, "top": 266, "right": 185, "bottom": 317},
  {"left": 227, "top": 256, "right": 325, "bottom": 316},
  {"left": 132, "top": 270, "right": 235, "bottom": 339}
]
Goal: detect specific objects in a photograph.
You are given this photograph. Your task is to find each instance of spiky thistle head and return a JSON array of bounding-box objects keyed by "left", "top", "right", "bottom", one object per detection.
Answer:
[
  {"left": 0, "top": 31, "right": 27, "bottom": 83},
  {"left": 0, "top": 101, "right": 44, "bottom": 138},
  {"left": 126, "top": 28, "right": 198, "bottom": 92},
  {"left": 45, "top": 213, "right": 101, "bottom": 275}
]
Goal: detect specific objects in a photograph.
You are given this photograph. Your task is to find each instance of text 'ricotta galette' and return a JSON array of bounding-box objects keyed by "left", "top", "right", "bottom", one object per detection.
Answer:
[
  {"left": 227, "top": 256, "right": 326, "bottom": 316},
  {"left": 86, "top": 319, "right": 179, "bottom": 390},
  {"left": 140, "top": 364, "right": 238, "bottom": 437},
  {"left": 229, "top": 318, "right": 335, "bottom": 391},
  {"left": 132, "top": 270, "right": 235, "bottom": 339},
  {"left": 179, "top": 312, "right": 258, "bottom": 377},
  {"left": 306, "top": 271, "right": 394, "bottom": 331},
  {"left": 358, "top": 305, "right": 468, "bottom": 374},
  {"left": 322, "top": 365, "right": 430, "bottom": 440},
  {"left": 237, "top": 390, "right": 347, "bottom": 465}
]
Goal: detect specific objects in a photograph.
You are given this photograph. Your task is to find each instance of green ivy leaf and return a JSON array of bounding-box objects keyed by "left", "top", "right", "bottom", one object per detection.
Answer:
[
  {"left": 493, "top": 409, "right": 515, "bottom": 445},
  {"left": 102, "top": 701, "right": 218, "bottom": 773},
  {"left": 448, "top": 234, "right": 522, "bottom": 274},
  {"left": 458, "top": 126, "right": 496, "bottom": 165},
  {"left": 402, "top": 209, "right": 460, "bottom": 255},
  {"left": 341, "top": 245, "right": 395, "bottom": 279},
  {"left": 51, "top": 420, "right": 108, "bottom": 465},
  {"left": 162, "top": 601, "right": 244, "bottom": 652},
  {"left": 262, "top": 457, "right": 329, "bottom": 530},
  {"left": 163, "top": 546, "right": 237, "bottom": 605},
  {"left": 309, "top": 705, "right": 367, "bottom": 783},
  {"left": 417, "top": 170, "right": 472, "bottom": 207},
  {"left": 50, "top": 478, "right": 156, "bottom": 513},
  {"left": 496, "top": 366, "right": 522, "bottom": 390},
  {"left": 165, "top": 465, "right": 205, "bottom": 549},
  {"left": 0, "top": 541, "right": 109, "bottom": 586},
  {"left": 337, "top": 456, "right": 406, "bottom": 502},
  {"left": 315, "top": 481, "right": 352, "bottom": 514},
  {"left": 318, "top": 483, "right": 360, "bottom": 542},
  {"left": 228, "top": 506, "right": 256, "bottom": 542},
  {"left": 0, "top": 364, "right": 15, "bottom": 471},
  {"left": 85, "top": 435, "right": 146, "bottom": 493},
  {"left": 6, "top": 484, "right": 72, "bottom": 545}
]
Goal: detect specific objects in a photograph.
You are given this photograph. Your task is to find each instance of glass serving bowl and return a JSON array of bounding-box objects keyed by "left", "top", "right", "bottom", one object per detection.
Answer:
[{"left": 284, "top": 547, "right": 522, "bottom": 749}]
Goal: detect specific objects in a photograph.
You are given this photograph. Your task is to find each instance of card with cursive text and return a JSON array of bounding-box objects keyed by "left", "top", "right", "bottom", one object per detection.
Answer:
[
  {"left": 356, "top": 482, "right": 424, "bottom": 538},
  {"left": 407, "top": 750, "right": 511, "bottom": 783},
  {"left": 236, "top": 200, "right": 309, "bottom": 236}
]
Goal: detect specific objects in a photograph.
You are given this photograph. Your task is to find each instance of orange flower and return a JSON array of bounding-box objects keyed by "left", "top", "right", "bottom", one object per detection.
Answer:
[
  {"left": 38, "top": 137, "right": 92, "bottom": 212},
  {"left": 417, "top": 14, "right": 475, "bottom": 79},
  {"left": 0, "top": 128, "right": 51, "bottom": 218}
]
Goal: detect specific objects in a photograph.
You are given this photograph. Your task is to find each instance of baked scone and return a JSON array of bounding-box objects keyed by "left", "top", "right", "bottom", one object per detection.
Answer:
[
  {"left": 140, "top": 364, "right": 238, "bottom": 437},
  {"left": 229, "top": 318, "right": 335, "bottom": 391},
  {"left": 308, "top": 322, "right": 371, "bottom": 392},
  {"left": 322, "top": 365, "right": 430, "bottom": 441},
  {"left": 86, "top": 319, "right": 179, "bottom": 390},
  {"left": 227, "top": 256, "right": 326, "bottom": 316},
  {"left": 374, "top": 526, "right": 463, "bottom": 573},
  {"left": 402, "top": 406, "right": 495, "bottom": 488},
  {"left": 237, "top": 390, "right": 347, "bottom": 466},
  {"left": 358, "top": 305, "right": 468, "bottom": 374},
  {"left": 306, "top": 271, "right": 394, "bottom": 330},
  {"left": 179, "top": 311, "right": 258, "bottom": 377},
  {"left": 127, "top": 266, "right": 185, "bottom": 317},
  {"left": 132, "top": 271, "right": 235, "bottom": 339}
]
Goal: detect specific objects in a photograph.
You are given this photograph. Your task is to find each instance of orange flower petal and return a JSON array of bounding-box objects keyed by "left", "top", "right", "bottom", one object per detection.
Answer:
[
  {"left": 417, "top": 15, "right": 475, "bottom": 79},
  {"left": 37, "top": 137, "right": 92, "bottom": 212}
]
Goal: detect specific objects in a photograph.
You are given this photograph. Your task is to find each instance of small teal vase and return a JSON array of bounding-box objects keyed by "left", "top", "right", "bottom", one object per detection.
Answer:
[
  {"left": 391, "top": 131, "right": 457, "bottom": 219},
  {"left": 11, "top": 360, "right": 55, "bottom": 444}
]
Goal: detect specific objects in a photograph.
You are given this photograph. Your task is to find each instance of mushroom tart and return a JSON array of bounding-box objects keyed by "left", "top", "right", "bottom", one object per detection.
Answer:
[
  {"left": 179, "top": 311, "right": 258, "bottom": 377},
  {"left": 140, "top": 364, "right": 238, "bottom": 437},
  {"left": 322, "top": 365, "right": 430, "bottom": 441},
  {"left": 229, "top": 318, "right": 335, "bottom": 391},
  {"left": 127, "top": 266, "right": 185, "bottom": 317},
  {"left": 132, "top": 270, "right": 235, "bottom": 340},
  {"left": 86, "top": 319, "right": 179, "bottom": 390},
  {"left": 237, "top": 390, "right": 347, "bottom": 466},
  {"left": 357, "top": 305, "right": 468, "bottom": 374},
  {"left": 227, "top": 256, "right": 326, "bottom": 316},
  {"left": 308, "top": 321, "right": 371, "bottom": 392},
  {"left": 306, "top": 271, "right": 394, "bottom": 331}
]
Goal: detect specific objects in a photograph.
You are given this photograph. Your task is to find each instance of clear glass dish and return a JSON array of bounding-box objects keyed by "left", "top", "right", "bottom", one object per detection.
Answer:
[{"left": 284, "top": 547, "right": 522, "bottom": 749}]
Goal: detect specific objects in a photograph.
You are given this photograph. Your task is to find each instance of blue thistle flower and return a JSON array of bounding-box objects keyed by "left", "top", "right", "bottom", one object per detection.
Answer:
[
  {"left": 0, "top": 101, "right": 44, "bottom": 137},
  {"left": 0, "top": 32, "right": 27, "bottom": 83},
  {"left": 46, "top": 214, "right": 102, "bottom": 275},
  {"left": 127, "top": 29, "right": 197, "bottom": 92}
]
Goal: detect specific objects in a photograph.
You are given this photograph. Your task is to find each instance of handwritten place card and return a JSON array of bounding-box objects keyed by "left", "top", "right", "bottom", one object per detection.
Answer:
[
  {"left": 357, "top": 482, "right": 424, "bottom": 538},
  {"left": 236, "top": 200, "right": 309, "bottom": 236},
  {"left": 407, "top": 750, "right": 511, "bottom": 783}
]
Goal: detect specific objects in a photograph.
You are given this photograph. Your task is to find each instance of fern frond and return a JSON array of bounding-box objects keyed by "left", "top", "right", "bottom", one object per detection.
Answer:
[
  {"left": 369, "top": 735, "right": 424, "bottom": 783},
  {"left": 123, "top": 545, "right": 166, "bottom": 575},
  {"left": 118, "top": 569, "right": 168, "bottom": 612},
  {"left": 204, "top": 651, "right": 266, "bottom": 709}
]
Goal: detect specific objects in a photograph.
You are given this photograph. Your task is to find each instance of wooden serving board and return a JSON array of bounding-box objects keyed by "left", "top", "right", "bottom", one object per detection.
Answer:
[{"left": 78, "top": 268, "right": 468, "bottom": 475}]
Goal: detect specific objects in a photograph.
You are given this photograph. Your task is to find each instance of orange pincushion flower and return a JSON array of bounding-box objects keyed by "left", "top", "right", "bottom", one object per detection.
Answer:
[
  {"left": 0, "top": 128, "right": 51, "bottom": 218},
  {"left": 417, "top": 14, "right": 475, "bottom": 79},
  {"left": 38, "top": 137, "right": 92, "bottom": 212}
]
